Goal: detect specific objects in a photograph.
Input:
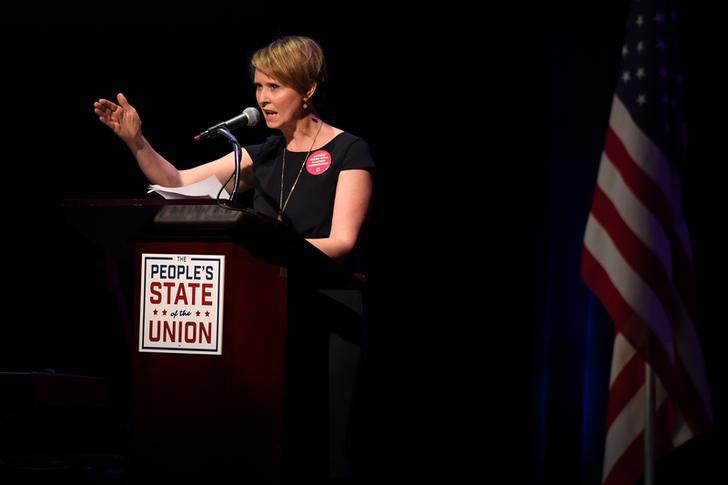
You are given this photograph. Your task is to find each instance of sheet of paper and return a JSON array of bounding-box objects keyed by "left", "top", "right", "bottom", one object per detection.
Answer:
[{"left": 147, "top": 175, "right": 230, "bottom": 200}]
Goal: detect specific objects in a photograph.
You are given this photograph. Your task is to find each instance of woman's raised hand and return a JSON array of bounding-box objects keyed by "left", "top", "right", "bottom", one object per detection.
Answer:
[{"left": 93, "top": 92, "right": 142, "bottom": 144}]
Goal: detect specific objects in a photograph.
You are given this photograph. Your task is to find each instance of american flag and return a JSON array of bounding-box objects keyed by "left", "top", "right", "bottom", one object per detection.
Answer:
[{"left": 580, "top": 0, "right": 713, "bottom": 483}]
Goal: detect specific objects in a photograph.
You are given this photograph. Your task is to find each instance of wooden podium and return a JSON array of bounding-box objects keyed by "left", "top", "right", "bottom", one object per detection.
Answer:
[{"left": 63, "top": 199, "right": 360, "bottom": 482}]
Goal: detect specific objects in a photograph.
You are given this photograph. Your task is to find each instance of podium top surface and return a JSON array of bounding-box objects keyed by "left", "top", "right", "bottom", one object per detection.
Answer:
[{"left": 62, "top": 198, "right": 362, "bottom": 290}]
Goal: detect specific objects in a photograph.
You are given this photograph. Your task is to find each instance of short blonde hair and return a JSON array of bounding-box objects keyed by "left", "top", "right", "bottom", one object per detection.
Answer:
[{"left": 251, "top": 36, "right": 327, "bottom": 99}]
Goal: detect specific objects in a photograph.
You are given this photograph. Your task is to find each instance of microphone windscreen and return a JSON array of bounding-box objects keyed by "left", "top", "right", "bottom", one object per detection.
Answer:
[{"left": 243, "top": 107, "right": 261, "bottom": 126}]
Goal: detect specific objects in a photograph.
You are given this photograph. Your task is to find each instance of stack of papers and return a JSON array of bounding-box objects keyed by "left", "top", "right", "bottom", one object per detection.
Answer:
[{"left": 148, "top": 175, "right": 230, "bottom": 200}]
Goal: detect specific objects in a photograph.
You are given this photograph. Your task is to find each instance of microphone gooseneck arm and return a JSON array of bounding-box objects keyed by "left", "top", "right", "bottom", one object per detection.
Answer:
[
  {"left": 193, "top": 107, "right": 259, "bottom": 203},
  {"left": 214, "top": 127, "right": 242, "bottom": 202}
]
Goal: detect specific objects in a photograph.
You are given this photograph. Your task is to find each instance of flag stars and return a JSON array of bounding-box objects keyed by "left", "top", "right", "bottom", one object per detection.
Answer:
[
  {"left": 636, "top": 15, "right": 644, "bottom": 27},
  {"left": 636, "top": 67, "right": 646, "bottom": 79},
  {"left": 622, "top": 44, "right": 629, "bottom": 56},
  {"left": 637, "top": 94, "right": 647, "bottom": 106},
  {"left": 637, "top": 41, "right": 644, "bottom": 52},
  {"left": 622, "top": 71, "right": 632, "bottom": 83}
]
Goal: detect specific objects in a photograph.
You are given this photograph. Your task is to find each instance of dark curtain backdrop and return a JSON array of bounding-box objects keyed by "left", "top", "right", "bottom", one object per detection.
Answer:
[{"left": 2, "top": 2, "right": 724, "bottom": 483}]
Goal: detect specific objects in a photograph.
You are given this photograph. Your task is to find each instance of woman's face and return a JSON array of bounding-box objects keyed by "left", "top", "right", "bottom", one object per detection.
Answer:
[{"left": 254, "top": 69, "right": 304, "bottom": 129}]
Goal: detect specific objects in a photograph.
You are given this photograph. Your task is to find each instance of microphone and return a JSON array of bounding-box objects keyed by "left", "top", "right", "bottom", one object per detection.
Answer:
[{"left": 194, "top": 107, "right": 261, "bottom": 141}]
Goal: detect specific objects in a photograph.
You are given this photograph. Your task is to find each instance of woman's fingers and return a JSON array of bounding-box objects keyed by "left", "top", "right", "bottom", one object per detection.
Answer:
[
  {"left": 94, "top": 99, "right": 117, "bottom": 116},
  {"left": 117, "top": 92, "right": 131, "bottom": 109}
]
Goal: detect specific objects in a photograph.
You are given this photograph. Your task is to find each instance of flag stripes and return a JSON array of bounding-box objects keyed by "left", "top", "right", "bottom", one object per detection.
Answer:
[{"left": 582, "top": 94, "right": 712, "bottom": 483}]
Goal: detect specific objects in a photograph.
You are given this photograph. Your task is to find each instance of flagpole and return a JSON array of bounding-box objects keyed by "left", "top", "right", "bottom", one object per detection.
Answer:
[{"left": 644, "top": 360, "right": 655, "bottom": 485}]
